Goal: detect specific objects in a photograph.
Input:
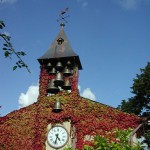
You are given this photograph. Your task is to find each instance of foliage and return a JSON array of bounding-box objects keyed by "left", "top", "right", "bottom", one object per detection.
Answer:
[
  {"left": 118, "top": 62, "right": 150, "bottom": 116},
  {"left": 85, "top": 129, "right": 142, "bottom": 150},
  {"left": 0, "top": 20, "right": 30, "bottom": 72},
  {"left": 144, "top": 129, "right": 150, "bottom": 148},
  {"left": 0, "top": 90, "right": 140, "bottom": 150},
  {"left": 117, "top": 62, "right": 150, "bottom": 147},
  {"left": 117, "top": 99, "right": 136, "bottom": 114},
  {"left": 131, "top": 62, "right": 150, "bottom": 116},
  {"left": 64, "top": 129, "right": 142, "bottom": 150}
]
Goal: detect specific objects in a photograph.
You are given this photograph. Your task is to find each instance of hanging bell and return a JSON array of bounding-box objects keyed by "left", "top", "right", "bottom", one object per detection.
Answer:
[
  {"left": 47, "top": 79, "right": 60, "bottom": 94},
  {"left": 67, "top": 60, "right": 71, "bottom": 66},
  {"left": 49, "top": 67, "right": 56, "bottom": 75},
  {"left": 62, "top": 79, "right": 71, "bottom": 90},
  {"left": 54, "top": 72, "right": 64, "bottom": 86},
  {"left": 56, "top": 61, "right": 63, "bottom": 71},
  {"left": 46, "top": 62, "right": 52, "bottom": 70},
  {"left": 63, "top": 67, "right": 72, "bottom": 76},
  {"left": 53, "top": 98, "right": 62, "bottom": 112}
]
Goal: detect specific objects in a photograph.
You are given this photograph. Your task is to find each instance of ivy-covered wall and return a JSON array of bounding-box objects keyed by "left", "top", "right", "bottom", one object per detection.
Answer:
[{"left": 0, "top": 91, "right": 140, "bottom": 150}]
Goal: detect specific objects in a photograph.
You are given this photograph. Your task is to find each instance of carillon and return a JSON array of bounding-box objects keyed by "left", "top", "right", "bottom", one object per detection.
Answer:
[
  {"left": 38, "top": 21, "right": 82, "bottom": 95},
  {"left": 45, "top": 59, "right": 75, "bottom": 94},
  {"left": 46, "top": 60, "right": 73, "bottom": 94}
]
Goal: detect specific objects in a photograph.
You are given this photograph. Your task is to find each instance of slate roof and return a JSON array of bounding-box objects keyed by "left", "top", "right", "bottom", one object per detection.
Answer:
[{"left": 38, "top": 26, "right": 82, "bottom": 69}]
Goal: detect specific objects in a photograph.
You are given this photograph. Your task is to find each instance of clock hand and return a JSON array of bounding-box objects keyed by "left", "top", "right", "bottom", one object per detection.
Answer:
[
  {"left": 54, "top": 134, "right": 58, "bottom": 144},
  {"left": 55, "top": 134, "right": 62, "bottom": 145},
  {"left": 54, "top": 138, "right": 57, "bottom": 144},
  {"left": 56, "top": 134, "right": 61, "bottom": 141}
]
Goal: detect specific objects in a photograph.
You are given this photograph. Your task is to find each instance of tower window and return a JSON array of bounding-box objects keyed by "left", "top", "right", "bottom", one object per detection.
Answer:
[{"left": 57, "top": 37, "right": 64, "bottom": 45}]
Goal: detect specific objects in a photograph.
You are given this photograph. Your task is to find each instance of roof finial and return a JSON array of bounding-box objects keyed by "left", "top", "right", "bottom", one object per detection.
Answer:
[
  {"left": 57, "top": 7, "right": 69, "bottom": 26},
  {"left": 60, "top": 22, "right": 65, "bottom": 28}
]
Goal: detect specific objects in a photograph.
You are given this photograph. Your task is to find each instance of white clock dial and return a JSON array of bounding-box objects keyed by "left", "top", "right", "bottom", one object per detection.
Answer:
[{"left": 47, "top": 126, "right": 69, "bottom": 148}]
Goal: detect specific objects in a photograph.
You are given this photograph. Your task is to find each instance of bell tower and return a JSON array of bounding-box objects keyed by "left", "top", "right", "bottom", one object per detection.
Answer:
[{"left": 38, "top": 23, "right": 82, "bottom": 97}]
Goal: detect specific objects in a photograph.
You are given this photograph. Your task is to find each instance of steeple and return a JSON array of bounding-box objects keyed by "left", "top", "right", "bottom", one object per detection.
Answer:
[
  {"left": 38, "top": 23, "right": 82, "bottom": 69},
  {"left": 38, "top": 23, "right": 82, "bottom": 96}
]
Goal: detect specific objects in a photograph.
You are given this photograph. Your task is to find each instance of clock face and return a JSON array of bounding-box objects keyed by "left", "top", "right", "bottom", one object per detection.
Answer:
[{"left": 47, "top": 125, "right": 69, "bottom": 148}]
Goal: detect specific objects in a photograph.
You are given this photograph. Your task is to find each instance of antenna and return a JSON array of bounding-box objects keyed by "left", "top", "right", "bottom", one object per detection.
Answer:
[{"left": 57, "top": 7, "right": 69, "bottom": 24}]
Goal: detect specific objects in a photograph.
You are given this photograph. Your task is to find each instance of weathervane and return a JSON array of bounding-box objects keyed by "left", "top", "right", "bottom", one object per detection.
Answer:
[{"left": 57, "top": 7, "right": 69, "bottom": 24}]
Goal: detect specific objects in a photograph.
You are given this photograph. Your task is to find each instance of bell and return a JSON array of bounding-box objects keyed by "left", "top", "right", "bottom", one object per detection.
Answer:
[
  {"left": 67, "top": 60, "right": 71, "bottom": 66},
  {"left": 56, "top": 61, "right": 63, "bottom": 71},
  {"left": 49, "top": 67, "right": 56, "bottom": 75},
  {"left": 63, "top": 67, "right": 72, "bottom": 76},
  {"left": 53, "top": 98, "right": 62, "bottom": 112},
  {"left": 46, "top": 62, "right": 52, "bottom": 69},
  {"left": 62, "top": 79, "right": 71, "bottom": 90},
  {"left": 54, "top": 72, "right": 64, "bottom": 86},
  {"left": 47, "top": 79, "right": 60, "bottom": 94}
]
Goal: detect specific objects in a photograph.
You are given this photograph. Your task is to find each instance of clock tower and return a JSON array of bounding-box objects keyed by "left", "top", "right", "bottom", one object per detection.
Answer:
[{"left": 37, "top": 23, "right": 82, "bottom": 149}]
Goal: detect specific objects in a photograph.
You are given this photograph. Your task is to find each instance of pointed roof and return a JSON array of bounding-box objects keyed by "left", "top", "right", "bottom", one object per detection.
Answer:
[{"left": 38, "top": 24, "right": 82, "bottom": 69}]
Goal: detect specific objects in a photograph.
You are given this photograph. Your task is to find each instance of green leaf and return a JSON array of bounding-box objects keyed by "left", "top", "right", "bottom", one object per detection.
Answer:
[
  {"left": 20, "top": 51, "right": 26, "bottom": 56},
  {"left": 3, "top": 43, "right": 8, "bottom": 47},
  {"left": 21, "top": 63, "right": 26, "bottom": 67},
  {"left": 3, "top": 47, "right": 7, "bottom": 50},
  {"left": 0, "top": 21, "right": 5, "bottom": 29},
  {"left": 4, "top": 51, "right": 10, "bottom": 57},
  {"left": 0, "top": 24, "right": 2, "bottom": 29},
  {"left": 17, "top": 51, "right": 26, "bottom": 56},
  {"left": 0, "top": 21, "right": 5, "bottom": 27},
  {"left": 5, "top": 35, "right": 11, "bottom": 41},
  {"left": 13, "top": 66, "right": 17, "bottom": 71}
]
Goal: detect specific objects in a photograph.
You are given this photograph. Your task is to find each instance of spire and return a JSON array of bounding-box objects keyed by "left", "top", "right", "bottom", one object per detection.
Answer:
[
  {"left": 38, "top": 26, "right": 82, "bottom": 69},
  {"left": 38, "top": 10, "right": 82, "bottom": 96}
]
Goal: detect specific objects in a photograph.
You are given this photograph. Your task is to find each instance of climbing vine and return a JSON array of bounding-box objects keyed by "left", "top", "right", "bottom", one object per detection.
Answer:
[
  {"left": 0, "top": 91, "right": 141, "bottom": 150},
  {"left": 64, "top": 129, "right": 142, "bottom": 150}
]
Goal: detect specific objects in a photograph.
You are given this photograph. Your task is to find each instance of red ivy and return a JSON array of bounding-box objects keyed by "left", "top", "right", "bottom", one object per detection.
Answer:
[
  {"left": 0, "top": 66, "right": 141, "bottom": 150},
  {"left": 0, "top": 91, "right": 141, "bottom": 150}
]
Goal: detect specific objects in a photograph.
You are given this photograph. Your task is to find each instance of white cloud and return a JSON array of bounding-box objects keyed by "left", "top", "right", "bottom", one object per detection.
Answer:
[
  {"left": 0, "top": 0, "right": 17, "bottom": 4},
  {"left": 78, "top": 85, "right": 81, "bottom": 92},
  {"left": 18, "top": 84, "right": 39, "bottom": 108},
  {"left": 79, "top": 85, "right": 96, "bottom": 101},
  {"left": 18, "top": 83, "right": 96, "bottom": 108},
  {"left": 81, "top": 88, "right": 96, "bottom": 101},
  {"left": 114, "top": 0, "right": 149, "bottom": 10}
]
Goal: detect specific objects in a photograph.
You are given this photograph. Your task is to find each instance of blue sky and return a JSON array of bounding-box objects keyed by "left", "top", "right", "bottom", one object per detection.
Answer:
[{"left": 0, "top": 0, "right": 150, "bottom": 116}]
